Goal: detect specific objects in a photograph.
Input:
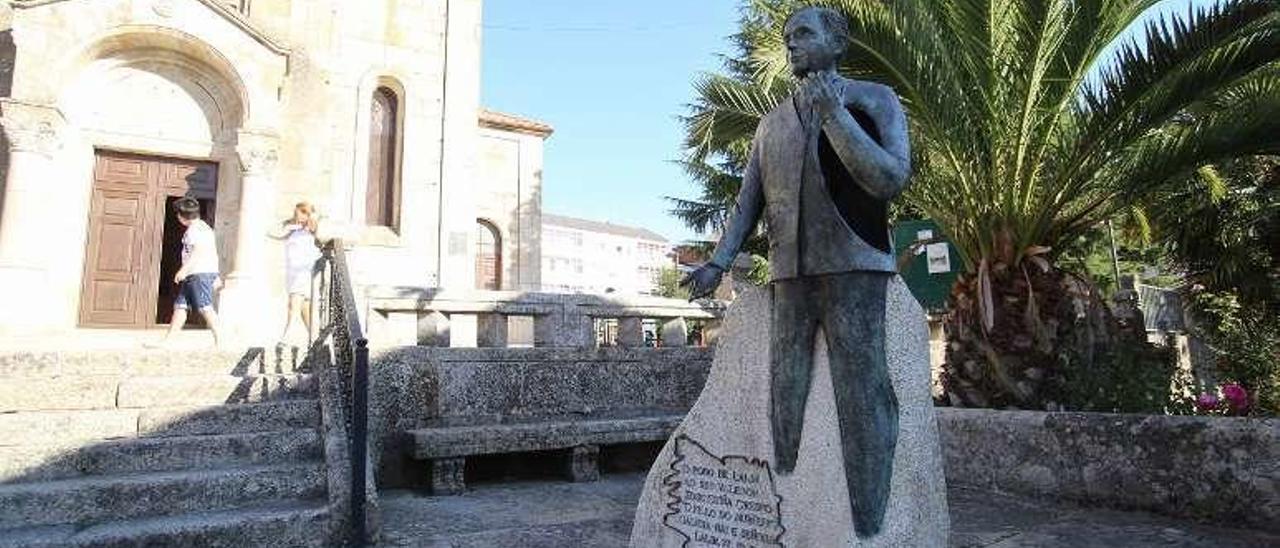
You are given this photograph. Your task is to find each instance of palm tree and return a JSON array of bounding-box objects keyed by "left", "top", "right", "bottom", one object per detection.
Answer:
[{"left": 674, "top": 0, "right": 1280, "bottom": 409}]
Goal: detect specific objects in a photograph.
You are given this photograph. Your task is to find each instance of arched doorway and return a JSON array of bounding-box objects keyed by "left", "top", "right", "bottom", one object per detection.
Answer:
[
  {"left": 61, "top": 45, "right": 244, "bottom": 327},
  {"left": 475, "top": 220, "right": 502, "bottom": 291}
]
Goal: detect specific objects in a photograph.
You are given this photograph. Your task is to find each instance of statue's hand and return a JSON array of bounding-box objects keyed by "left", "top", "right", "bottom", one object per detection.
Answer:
[
  {"left": 680, "top": 263, "right": 725, "bottom": 301},
  {"left": 802, "top": 70, "right": 843, "bottom": 122}
]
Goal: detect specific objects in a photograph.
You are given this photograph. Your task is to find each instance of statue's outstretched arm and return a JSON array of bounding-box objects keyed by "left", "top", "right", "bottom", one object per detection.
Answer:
[{"left": 709, "top": 136, "right": 765, "bottom": 270}]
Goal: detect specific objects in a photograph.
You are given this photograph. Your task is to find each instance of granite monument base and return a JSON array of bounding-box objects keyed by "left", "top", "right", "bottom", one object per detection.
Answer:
[{"left": 629, "top": 279, "right": 948, "bottom": 547}]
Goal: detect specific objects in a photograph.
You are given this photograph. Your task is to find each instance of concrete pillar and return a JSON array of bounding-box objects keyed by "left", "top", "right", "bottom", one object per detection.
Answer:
[
  {"left": 0, "top": 100, "right": 65, "bottom": 333},
  {"left": 417, "top": 310, "right": 450, "bottom": 347},
  {"left": 477, "top": 313, "right": 508, "bottom": 348},
  {"left": 220, "top": 131, "right": 279, "bottom": 344},
  {"left": 662, "top": 317, "right": 689, "bottom": 348},
  {"left": 617, "top": 317, "right": 644, "bottom": 348}
]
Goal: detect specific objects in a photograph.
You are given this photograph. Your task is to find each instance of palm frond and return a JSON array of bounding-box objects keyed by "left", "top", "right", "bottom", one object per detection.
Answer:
[{"left": 673, "top": 0, "right": 1280, "bottom": 277}]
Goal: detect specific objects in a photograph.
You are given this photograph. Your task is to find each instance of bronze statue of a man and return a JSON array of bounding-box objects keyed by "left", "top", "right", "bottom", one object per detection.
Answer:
[{"left": 683, "top": 6, "right": 911, "bottom": 538}]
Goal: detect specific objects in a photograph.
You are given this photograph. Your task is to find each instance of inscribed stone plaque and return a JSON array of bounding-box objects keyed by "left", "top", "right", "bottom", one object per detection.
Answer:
[{"left": 663, "top": 436, "right": 784, "bottom": 547}]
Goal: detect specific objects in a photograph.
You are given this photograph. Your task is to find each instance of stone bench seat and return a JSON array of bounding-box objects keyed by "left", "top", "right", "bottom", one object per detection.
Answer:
[{"left": 407, "top": 409, "right": 684, "bottom": 494}]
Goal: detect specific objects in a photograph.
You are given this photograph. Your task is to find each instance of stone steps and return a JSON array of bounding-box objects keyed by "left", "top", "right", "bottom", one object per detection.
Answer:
[
  {"left": 0, "top": 348, "right": 308, "bottom": 378},
  {"left": 0, "top": 347, "right": 336, "bottom": 545},
  {"left": 0, "top": 373, "right": 317, "bottom": 412},
  {"left": 0, "top": 463, "right": 327, "bottom": 529},
  {"left": 0, "top": 400, "right": 322, "bottom": 445},
  {"left": 0, "top": 428, "right": 323, "bottom": 483},
  {"left": 0, "top": 500, "right": 331, "bottom": 548}
]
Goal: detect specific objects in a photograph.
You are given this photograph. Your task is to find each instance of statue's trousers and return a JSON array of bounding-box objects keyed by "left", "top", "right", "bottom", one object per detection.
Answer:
[{"left": 770, "top": 272, "right": 899, "bottom": 538}]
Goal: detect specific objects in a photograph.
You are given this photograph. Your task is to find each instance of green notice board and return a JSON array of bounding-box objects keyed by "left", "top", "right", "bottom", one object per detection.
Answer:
[{"left": 892, "top": 219, "right": 960, "bottom": 312}]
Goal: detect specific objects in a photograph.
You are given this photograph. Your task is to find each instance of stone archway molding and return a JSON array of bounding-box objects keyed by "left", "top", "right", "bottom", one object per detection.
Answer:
[
  {"left": 64, "top": 26, "right": 253, "bottom": 130},
  {"left": 10, "top": 0, "right": 288, "bottom": 56}
]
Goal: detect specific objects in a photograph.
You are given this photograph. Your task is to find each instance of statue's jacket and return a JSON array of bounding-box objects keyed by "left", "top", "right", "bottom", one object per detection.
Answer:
[{"left": 710, "top": 81, "right": 906, "bottom": 280}]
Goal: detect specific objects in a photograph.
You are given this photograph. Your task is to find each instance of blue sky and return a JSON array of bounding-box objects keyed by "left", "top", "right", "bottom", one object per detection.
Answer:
[{"left": 481, "top": 0, "right": 1219, "bottom": 244}]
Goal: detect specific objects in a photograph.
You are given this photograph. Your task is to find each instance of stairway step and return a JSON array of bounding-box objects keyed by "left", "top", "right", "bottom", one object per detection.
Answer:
[
  {"left": 138, "top": 400, "right": 323, "bottom": 438},
  {"left": 0, "top": 377, "right": 120, "bottom": 413},
  {"left": 0, "top": 463, "right": 326, "bottom": 529},
  {"left": 0, "top": 401, "right": 321, "bottom": 446},
  {"left": 0, "top": 373, "right": 317, "bottom": 413},
  {"left": 0, "top": 348, "right": 310, "bottom": 379},
  {"left": 0, "top": 499, "right": 330, "bottom": 548},
  {"left": 118, "top": 373, "right": 318, "bottom": 408},
  {"left": 0, "top": 410, "right": 140, "bottom": 446},
  {"left": 0, "top": 429, "right": 322, "bottom": 483}
]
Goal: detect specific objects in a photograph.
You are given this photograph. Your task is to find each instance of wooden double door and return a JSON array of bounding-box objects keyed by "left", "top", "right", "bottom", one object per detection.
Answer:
[{"left": 79, "top": 151, "right": 219, "bottom": 327}]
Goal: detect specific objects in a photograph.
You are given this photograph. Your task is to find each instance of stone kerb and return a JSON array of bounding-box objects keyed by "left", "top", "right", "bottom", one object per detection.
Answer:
[
  {"left": 362, "top": 287, "right": 725, "bottom": 349},
  {"left": 938, "top": 408, "right": 1280, "bottom": 533}
]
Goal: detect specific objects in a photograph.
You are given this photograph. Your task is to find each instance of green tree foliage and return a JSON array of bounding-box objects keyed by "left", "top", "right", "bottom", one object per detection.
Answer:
[
  {"left": 672, "top": 0, "right": 1280, "bottom": 410},
  {"left": 1188, "top": 290, "right": 1280, "bottom": 415},
  {"left": 654, "top": 266, "right": 692, "bottom": 300},
  {"left": 1151, "top": 157, "right": 1280, "bottom": 311},
  {"left": 1143, "top": 155, "right": 1280, "bottom": 415}
]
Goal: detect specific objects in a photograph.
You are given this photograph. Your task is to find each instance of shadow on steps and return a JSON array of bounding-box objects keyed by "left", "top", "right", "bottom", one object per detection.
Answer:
[{"left": 0, "top": 346, "right": 336, "bottom": 547}]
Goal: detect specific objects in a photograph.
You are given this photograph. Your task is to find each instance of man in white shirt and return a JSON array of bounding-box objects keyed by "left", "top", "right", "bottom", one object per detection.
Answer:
[{"left": 150, "top": 197, "right": 224, "bottom": 348}]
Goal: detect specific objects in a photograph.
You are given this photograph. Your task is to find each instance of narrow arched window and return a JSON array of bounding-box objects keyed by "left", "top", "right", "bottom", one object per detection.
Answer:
[
  {"left": 366, "top": 86, "right": 400, "bottom": 229},
  {"left": 475, "top": 220, "right": 502, "bottom": 290}
]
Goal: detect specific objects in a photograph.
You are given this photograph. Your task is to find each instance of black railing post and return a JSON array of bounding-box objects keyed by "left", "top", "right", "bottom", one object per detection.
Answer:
[{"left": 350, "top": 337, "right": 369, "bottom": 545}]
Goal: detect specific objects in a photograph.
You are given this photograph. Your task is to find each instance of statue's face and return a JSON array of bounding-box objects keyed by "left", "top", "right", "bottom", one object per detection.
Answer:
[{"left": 785, "top": 10, "right": 840, "bottom": 77}]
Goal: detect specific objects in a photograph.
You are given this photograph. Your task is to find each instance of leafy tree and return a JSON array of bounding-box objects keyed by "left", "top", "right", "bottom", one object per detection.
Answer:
[
  {"left": 1145, "top": 155, "right": 1280, "bottom": 415},
  {"left": 654, "top": 266, "right": 692, "bottom": 300},
  {"left": 672, "top": 0, "right": 1280, "bottom": 410},
  {"left": 1150, "top": 156, "right": 1280, "bottom": 310}
]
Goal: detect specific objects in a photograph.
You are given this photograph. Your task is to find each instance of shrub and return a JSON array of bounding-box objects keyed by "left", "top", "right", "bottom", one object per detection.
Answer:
[{"left": 1188, "top": 290, "right": 1280, "bottom": 416}]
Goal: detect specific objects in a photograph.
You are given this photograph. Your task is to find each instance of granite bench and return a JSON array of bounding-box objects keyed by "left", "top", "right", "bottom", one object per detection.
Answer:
[
  {"left": 382, "top": 347, "right": 712, "bottom": 495},
  {"left": 407, "top": 409, "right": 684, "bottom": 494}
]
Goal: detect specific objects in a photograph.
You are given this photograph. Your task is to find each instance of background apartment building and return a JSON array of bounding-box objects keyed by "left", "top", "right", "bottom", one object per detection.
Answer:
[{"left": 542, "top": 214, "right": 672, "bottom": 295}]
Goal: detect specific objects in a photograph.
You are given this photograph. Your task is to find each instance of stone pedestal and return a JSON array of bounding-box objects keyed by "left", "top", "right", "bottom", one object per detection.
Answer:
[
  {"left": 429, "top": 457, "right": 465, "bottom": 495},
  {"left": 629, "top": 279, "right": 949, "bottom": 547},
  {"left": 565, "top": 444, "right": 601, "bottom": 483}
]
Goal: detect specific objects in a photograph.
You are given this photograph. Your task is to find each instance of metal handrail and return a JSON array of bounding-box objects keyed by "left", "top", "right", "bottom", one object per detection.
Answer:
[{"left": 313, "top": 241, "right": 369, "bottom": 545}]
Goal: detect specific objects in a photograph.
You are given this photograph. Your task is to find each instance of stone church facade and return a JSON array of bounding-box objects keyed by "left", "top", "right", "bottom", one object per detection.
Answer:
[{"left": 0, "top": 0, "right": 549, "bottom": 339}]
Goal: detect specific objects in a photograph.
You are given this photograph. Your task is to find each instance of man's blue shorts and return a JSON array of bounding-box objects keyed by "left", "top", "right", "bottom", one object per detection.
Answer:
[{"left": 175, "top": 273, "right": 218, "bottom": 311}]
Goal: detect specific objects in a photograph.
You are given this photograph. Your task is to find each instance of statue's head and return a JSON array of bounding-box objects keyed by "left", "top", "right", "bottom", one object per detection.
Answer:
[{"left": 784, "top": 6, "right": 849, "bottom": 77}]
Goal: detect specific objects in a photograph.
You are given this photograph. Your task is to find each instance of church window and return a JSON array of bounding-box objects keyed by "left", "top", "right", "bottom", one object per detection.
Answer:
[
  {"left": 366, "top": 86, "right": 401, "bottom": 230},
  {"left": 476, "top": 220, "right": 502, "bottom": 290}
]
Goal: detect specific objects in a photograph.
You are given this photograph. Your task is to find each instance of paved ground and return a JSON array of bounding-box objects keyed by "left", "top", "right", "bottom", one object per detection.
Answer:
[{"left": 378, "top": 473, "right": 1280, "bottom": 547}]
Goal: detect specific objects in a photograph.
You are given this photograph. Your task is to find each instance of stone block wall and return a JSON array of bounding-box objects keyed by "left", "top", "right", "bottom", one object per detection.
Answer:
[{"left": 938, "top": 408, "right": 1279, "bottom": 533}]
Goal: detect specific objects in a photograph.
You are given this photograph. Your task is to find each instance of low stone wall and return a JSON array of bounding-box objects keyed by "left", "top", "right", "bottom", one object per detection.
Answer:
[
  {"left": 938, "top": 408, "right": 1280, "bottom": 533},
  {"left": 364, "top": 345, "right": 1276, "bottom": 532},
  {"left": 368, "top": 346, "right": 713, "bottom": 487}
]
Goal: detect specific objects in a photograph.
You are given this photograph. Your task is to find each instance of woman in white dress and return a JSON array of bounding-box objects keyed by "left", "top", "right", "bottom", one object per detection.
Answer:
[{"left": 269, "top": 202, "right": 321, "bottom": 348}]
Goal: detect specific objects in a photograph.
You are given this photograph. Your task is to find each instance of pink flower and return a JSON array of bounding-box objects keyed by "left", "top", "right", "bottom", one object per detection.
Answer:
[
  {"left": 1195, "top": 392, "right": 1220, "bottom": 412},
  {"left": 1222, "top": 383, "right": 1250, "bottom": 414}
]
